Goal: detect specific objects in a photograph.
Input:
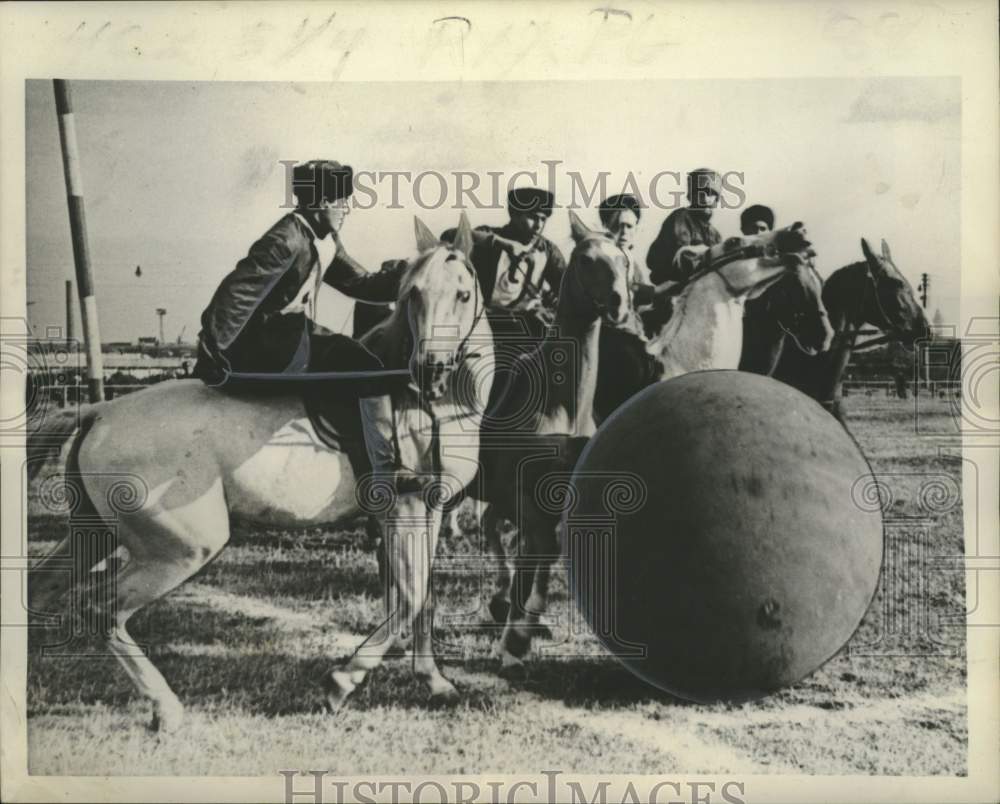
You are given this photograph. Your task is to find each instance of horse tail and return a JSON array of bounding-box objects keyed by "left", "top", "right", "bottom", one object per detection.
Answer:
[
  {"left": 27, "top": 406, "right": 108, "bottom": 615},
  {"left": 26, "top": 402, "right": 105, "bottom": 483}
]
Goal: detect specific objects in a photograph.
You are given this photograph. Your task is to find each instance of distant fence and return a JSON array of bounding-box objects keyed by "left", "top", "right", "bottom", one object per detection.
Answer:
[
  {"left": 842, "top": 380, "right": 962, "bottom": 400},
  {"left": 29, "top": 355, "right": 192, "bottom": 407}
]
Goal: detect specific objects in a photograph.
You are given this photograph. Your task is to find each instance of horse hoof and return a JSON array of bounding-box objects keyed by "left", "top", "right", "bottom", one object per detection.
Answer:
[
  {"left": 529, "top": 623, "right": 553, "bottom": 641},
  {"left": 150, "top": 700, "right": 184, "bottom": 734},
  {"left": 428, "top": 684, "right": 461, "bottom": 708},
  {"left": 502, "top": 627, "right": 532, "bottom": 659},
  {"left": 322, "top": 670, "right": 357, "bottom": 712},
  {"left": 498, "top": 660, "right": 527, "bottom": 683},
  {"left": 488, "top": 596, "right": 511, "bottom": 625}
]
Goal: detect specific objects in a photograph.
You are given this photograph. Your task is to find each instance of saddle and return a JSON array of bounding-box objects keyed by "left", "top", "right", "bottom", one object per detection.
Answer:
[{"left": 302, "top": 335, "right": 409, "bottom": 474}]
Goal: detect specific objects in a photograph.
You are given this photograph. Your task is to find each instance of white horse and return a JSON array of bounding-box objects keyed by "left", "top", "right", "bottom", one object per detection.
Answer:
[
  {"left": 29, "top": 214, "right": 494, "bottom": 730},
  {"left": 647, "top": 224, "right": 815, "bottom": 379}
]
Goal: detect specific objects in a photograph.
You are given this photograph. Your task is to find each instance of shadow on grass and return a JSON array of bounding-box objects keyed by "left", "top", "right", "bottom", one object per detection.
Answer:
[
  {"left": 196, "top": 556, "right": 384, "bottom": 602},
  {"left": 458, "top": 656, "right": 691, "bottom": 710},
  {"left": 29, "top": 644, "right": 502, "bottom": 719}
]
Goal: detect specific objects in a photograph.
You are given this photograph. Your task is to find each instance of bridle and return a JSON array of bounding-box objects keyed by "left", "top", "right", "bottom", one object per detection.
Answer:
[
  {"left": 451, "top": 254, "right": 488, "bottom": 367},
  {"left": 401, "top": 250, "right": 487, "bottom": 387},
  {"left": 834, "top": 261, "right": 908, "bottom": 352},
  {"left": 506, "top": 233, "right": 633, "bottom": 328},
  {"left": 774, "top": 259, "right": 827, "bottom": 342},
  {"left": 683, "top": 239, "right": 777, "bottom": 296}
]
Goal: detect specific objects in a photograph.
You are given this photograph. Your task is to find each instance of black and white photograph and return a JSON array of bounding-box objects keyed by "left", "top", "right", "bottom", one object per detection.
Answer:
[{"left": 1, "top": 3, "right": 997, "bottom": 803}]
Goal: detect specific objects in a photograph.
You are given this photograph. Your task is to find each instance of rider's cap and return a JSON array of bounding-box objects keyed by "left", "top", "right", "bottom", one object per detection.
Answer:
[
  {"left": 599, "top": 194, "right": 642, "bottom": 227},
  {"left": 740, "top": 204, "right": 775, "bottom": 231},
  {"left": 686, "top": 168, "right": 722, "bottom": 194},
  {"left": 507, "top": 187, "right": 555, "bottom": 217},
  {"left": 291, "top": 160, "right": 354, "bottom": 207}
]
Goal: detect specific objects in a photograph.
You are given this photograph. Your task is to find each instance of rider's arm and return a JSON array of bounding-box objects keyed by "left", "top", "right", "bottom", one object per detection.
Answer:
[
  {"left": 200, "top": 223, "right": 297, "bottom": 352},
  {"left": 647, "top": 211, "right": 692, "bottom": 286},
  {"left": 540, "top": 242, "right": 567, "bottom": 302},
  {"left": 323, "top": 244, "right": 403, "bottom": 304}
]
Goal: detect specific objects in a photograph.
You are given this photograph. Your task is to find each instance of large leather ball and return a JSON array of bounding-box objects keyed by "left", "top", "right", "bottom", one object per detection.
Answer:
[{"left": 564, "top": 370, "right": 883, "bottom": 702}]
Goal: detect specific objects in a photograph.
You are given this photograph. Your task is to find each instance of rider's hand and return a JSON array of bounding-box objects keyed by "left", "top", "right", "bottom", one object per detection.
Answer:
[
  {"left": 493, "top": 235, "right": 531, "bottom": 260},
  {"left": 632, "top": 284, "right": 656, "bottom": 307}
]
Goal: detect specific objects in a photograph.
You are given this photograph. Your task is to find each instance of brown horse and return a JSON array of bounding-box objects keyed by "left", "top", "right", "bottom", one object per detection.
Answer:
[
  {"left": 475, "top": 212, "right": 632, "bottom": 674},
  {"left": 738, "top": 254, "right": 834, "bottom": 375},
  {"left": 771, "top": 238, "right": 929, "bottom": 422},
  {"left": 480, "top": 222, "right": 815, "bottom": 674}
]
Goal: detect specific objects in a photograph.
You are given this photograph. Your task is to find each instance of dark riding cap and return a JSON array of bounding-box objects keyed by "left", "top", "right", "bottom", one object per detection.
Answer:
[
  {"left": 507, "top": 187, "right": 555, "bottom": 217},
  {"left": 686, "top": 167, "right": 722, "bottom": 195},
  {"left": 741, "top": 204, "right": 775, "bottom": 232},
  {"left": 599, "top": 194, "right": 642, "bottom": 227},
  {"left": 291, "top": 160, "right": 354, "bottom": 208}
]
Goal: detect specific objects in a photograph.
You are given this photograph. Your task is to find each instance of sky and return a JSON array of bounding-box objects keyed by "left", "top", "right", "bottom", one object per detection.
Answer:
[{"left": 25, "top": 77, "right": 961, "bottom": 343}]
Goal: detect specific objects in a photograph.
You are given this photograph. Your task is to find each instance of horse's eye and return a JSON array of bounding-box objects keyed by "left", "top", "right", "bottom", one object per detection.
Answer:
[
  {"left": 445, "top": 252, "right": 459, "bottom": 262},
  {"left": 457, "top": 290, "right": 471, "bottom": 303}
]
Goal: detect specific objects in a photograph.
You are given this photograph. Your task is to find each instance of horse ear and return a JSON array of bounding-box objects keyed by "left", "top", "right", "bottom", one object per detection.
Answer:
[
  {"left": 452, "top": 212, "right": 475, "bottom": 258},
  {"left": 880, "top": 239, "right": 892, "bottom": 261},
  {"left": 569, "top": 210, "right": 595, "bottom": 244},
  {"left": 860, "top": 238, "right": 878, "bottom": 266},
  {"left": 414, "top": 217, "right": 439, "bottom": 253}
]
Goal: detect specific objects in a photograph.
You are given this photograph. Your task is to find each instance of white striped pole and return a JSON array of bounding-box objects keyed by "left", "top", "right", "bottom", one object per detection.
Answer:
[{"left": 54, "top": 79, "right": 104, "bottom": 402}]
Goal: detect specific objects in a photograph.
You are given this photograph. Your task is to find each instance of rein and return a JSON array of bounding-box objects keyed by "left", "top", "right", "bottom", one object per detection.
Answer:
[
  {"left": 831, "top": 262, "right": 902, "bottom": 351},
  {"left": 774, "top": 260, "right": 826, "bottom": 342}
]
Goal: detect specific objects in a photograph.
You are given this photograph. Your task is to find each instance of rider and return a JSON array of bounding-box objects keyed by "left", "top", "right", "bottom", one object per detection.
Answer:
[
  {"left": 442, "top": 187, "right": 566, "bottom": 335},
  {"left": 598, "top": 193, "right": 658, "bottom": 329},
  {"left": 193, "top": 159, "right": 421, "bottom": 489},
  {"left": 645, "top": 167, "right": 724, "bottom": 285},
  {"left": 740, "top": 204, "right": 775, "bottom": 236},
  {"left": 599, "top": 193, "right": 649, "bottom": 286}
]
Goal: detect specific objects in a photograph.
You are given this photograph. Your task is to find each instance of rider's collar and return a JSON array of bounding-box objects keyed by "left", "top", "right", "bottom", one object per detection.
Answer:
[{"left": 294, "top": 211, "right": 326, "bottom": 242}]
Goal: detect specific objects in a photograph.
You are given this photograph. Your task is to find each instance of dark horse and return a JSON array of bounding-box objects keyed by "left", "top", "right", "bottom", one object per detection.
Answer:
[
  {"left": 762, "top": 238, "right": 929, "bottom": 422},
  {"left": 739, "top": 255, "right": 834, "bottom": 375}
]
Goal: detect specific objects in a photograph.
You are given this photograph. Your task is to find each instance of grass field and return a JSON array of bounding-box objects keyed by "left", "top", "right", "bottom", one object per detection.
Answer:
[{"left": 25, "top": 395, "right": 967, "bottom": 777}]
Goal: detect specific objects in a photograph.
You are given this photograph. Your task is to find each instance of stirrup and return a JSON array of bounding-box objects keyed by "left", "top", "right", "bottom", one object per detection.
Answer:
[{"left": 393, "top": 466, "right": 427, "bottom": 495}]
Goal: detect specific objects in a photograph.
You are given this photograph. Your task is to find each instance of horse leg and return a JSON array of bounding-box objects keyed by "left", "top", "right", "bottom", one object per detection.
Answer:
[
  {"left": 101, "top": 488, "right": 231, "bottom": 733},
  {"left": 410, "top": 506, "right": 458, "bottom": 703},
  {"left": 483, "top": 504, "right": 511, "bottom": 624},
  {"left": 497, "top": 550, "right": 539, "bottom": 679},
  {"left": 325, "top": 494, "right": 438, "bottom": 708},
  {"left": 498, "top": 510, "right": 558, "bottom": 677},
  {"left": 28, "top": 534, "right": 78, "bottom": 615}
]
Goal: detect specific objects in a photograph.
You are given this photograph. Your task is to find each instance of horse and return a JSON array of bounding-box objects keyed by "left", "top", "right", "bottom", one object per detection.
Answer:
[
  {"left": 770, "top": 238, "right": 929, "bottom": 422},
  {"left": 738, "top": 254, "right": 834, "bottom": 375},
  {"left": 28, "top": 214, "right": 494, "bottom": 730},
  {"left": 593, "top": 223, "right": 815, "bottom": 422},
  {"left": 474, "top": 211, "right": 633, "bottom": 674}
]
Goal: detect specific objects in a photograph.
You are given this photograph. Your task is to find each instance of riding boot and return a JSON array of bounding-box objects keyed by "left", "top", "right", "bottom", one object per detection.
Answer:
[{"left": 358, "top": 394, "right": 426, "bottom": 494}]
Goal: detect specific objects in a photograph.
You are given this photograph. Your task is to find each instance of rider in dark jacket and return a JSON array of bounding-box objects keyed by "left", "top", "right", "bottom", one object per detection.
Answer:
[
  {"left": 194, "top": 160, "right": 418, "bottom": 488},
  {"left": 646, "top": 167, "right": 724, "bottom": 285}
]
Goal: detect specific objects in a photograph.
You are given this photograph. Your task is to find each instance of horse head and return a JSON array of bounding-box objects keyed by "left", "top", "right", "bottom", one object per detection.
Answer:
[
  {"left": 563, "top": 210, "right": 632, "bottom": 328},
  {"left": 399, "top": 213, "right": 484, "bottom": 400},
  {"left": 693, "top": 222, "right": 813, "bottom": 298},
  {"left": 764, "top": 254, "right": 834, "bottom": 356},
  {"left": 858, "top": 237, "right": 931, "bottom": 348}
]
